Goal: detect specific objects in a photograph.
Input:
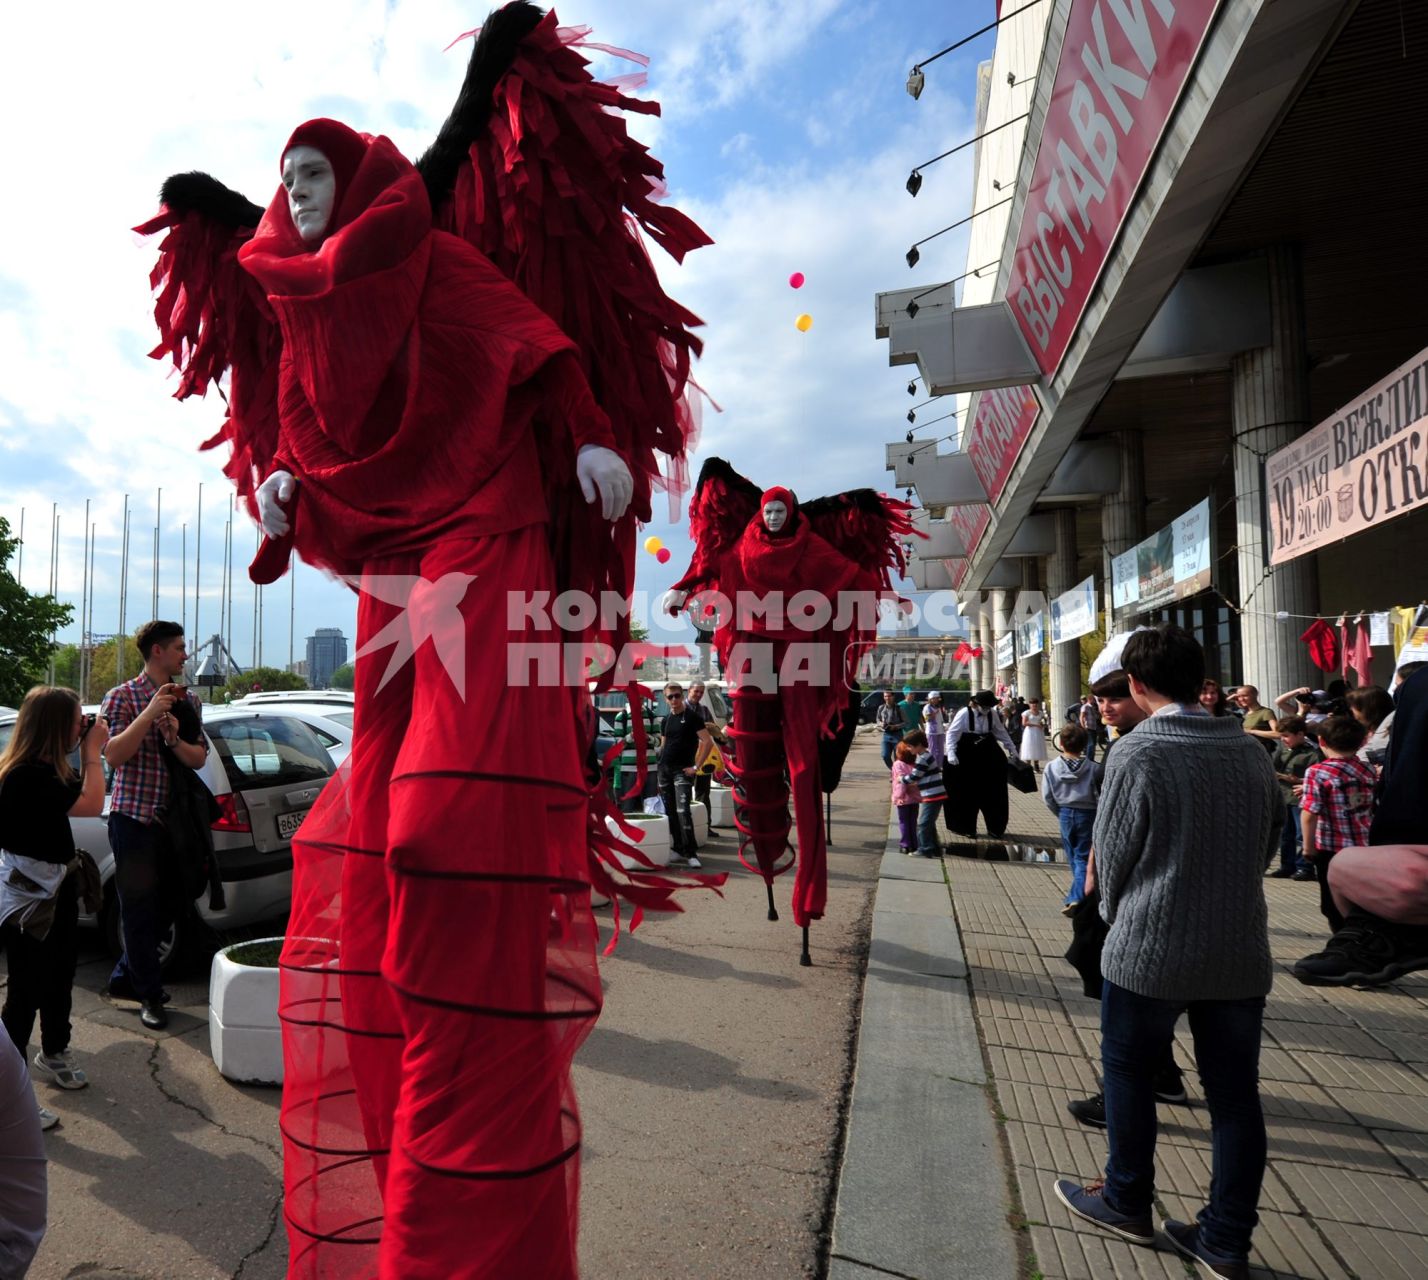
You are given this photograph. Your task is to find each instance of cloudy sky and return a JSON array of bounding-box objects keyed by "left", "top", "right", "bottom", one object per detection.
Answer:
[{"left": 0, "top": 0, "right": 992, "bottom": 668}]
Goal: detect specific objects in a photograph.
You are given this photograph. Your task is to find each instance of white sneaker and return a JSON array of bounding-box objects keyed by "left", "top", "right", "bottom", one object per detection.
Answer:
[
  {"left": 34, "top": 1049, "right": 88, "bottom": 1090},
  {"left": 37, "top": 1105, "right": 60, "bottom": 1132},
  {"left": 685, "top": 854, "right": 703, "bottom": 869}
]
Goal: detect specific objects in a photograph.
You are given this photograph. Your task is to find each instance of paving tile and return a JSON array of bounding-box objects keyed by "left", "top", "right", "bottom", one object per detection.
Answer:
[
  {"left": 1003, "top": 1120, "right": 1109, "bottom": 1180},
  {"left": 966, "top": 946, "right": 1047, "bottom": 976},
  {"left": 1258, "top": 1046, "right": 1312, "bottom": 1084},
  {"left": 1273, "top": 1160, "right": 1428, "bottom": 1231},
  {"left": 1331, "top": 1088, "right": 1428, "bottom": 1133},
  {"left": 1372, "top": 1128, "right": 1428, "bottom": 1177},
  {"left": 1262, "top": 1117, "right": 1405, "bottom": 1173},
  {"left": 1263, "top": 1019, "right": 1399, "bottom": 1060},
  {"left": 986, "top": 1045, "right": 1099, "bottom": 1094},
  {"left": 974, "top": 968, "right": 1064, "bottom": 1000},
  {"left": 1156, "top": 1143, "right": 1297, "bottom": 1213},
  {"left": 996, "top": 1079, "right": 1084, "bottom": 1130},
  {"left": 1293, "top": 1052, "right": 1428, "bottom": 1094},
  {"left": 961, "top": 931, "right": 1042, "bottom": 957},
  {"left": 1158, "top": 1196, "right": 1350, "bottom": 1279},
  {"left": 1027, "top": 1223, "right": 1186, "bottom": 1280},
  {"left": 1366, "top": 1028, "right": 1428, "bottom": 1063},
  {"left": 1258, "top": 1080, "right": 1356, "bottom": 1125},
  {"left": 980, "top": 1014, "right": 1087, "bottom": 1058},
  {"left": 975, "top": 991, "right": 1069, "bottom": 1025},
  {"left": 1328, "top": 1222, "right": 1428, "bottom": 1280}
]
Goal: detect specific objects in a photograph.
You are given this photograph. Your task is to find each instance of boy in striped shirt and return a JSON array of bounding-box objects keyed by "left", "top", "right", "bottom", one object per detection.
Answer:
[{"left": 904, "top": 730, "right": 945, "bottom": 858}]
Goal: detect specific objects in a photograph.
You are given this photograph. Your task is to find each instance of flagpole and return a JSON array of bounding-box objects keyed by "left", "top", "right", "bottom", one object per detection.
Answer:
[
  {"left": 153, "top": 487, "right": 162, "bottom": 619},
  {"left": 79, "top": 500, "right": 91, "bottom": 699},
  {"left": 117, "top": 495, "right": 130, "bottom": 683},
  {"left": 47, "top": 504, "right": 58, "bottom": 684},
  {"left": 15, "top": 507, "right": 22, "bottom": 586},
  {"left": 86, "top": 521, "right": 96, "bottom": 701},
  {"left": 194, "top": 484, "right": 203, "bottom": 657}
]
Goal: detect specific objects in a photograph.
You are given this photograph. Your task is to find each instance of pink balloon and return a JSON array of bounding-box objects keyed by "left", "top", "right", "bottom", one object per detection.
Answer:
[
  {"left": 656, "top": 547, "right": 672, "bottom": 564},
  {"left": 788, "top": 271, "right": 805, "bottom": 289}
]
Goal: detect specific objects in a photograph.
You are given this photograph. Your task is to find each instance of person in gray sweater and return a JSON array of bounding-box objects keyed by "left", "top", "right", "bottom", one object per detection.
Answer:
[{"left": 1054, "top": 625, "right": 1282, "bottom": 1280}]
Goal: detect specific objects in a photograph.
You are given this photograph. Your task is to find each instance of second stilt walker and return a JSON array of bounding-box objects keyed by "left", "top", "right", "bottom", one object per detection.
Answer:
[{"left": 663, "top": 459, "right": 915, "bottom": 964}]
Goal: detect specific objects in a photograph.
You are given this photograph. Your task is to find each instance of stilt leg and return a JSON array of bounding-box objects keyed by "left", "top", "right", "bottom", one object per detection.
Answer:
[
  {"left": 766, "top": 881, "right": 779, "bottom": 922},
  {"left": 799, "top": 924, "right": 812, "bottom": 967}
]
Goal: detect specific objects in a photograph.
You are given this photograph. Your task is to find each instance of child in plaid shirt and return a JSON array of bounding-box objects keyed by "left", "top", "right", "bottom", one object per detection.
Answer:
[{"left": 1300, "top": 715, "right": 1376, "bottom": 933}]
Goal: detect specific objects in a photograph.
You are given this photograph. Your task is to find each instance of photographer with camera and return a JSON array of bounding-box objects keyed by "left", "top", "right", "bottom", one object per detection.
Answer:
[
  {"left": 1, "top": 687, "right": 109, "bottom": 1132},
  {"left": 100, "top": 622, "right": 207, "bottom": 1031}
]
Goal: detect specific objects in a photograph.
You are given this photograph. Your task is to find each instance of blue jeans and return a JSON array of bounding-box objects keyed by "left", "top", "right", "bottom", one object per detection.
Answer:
[
  {"left": 1279, "top": 801, "right": 1308, "bottom": 873},
  {"left": 916, "top": 801, "right": 941, "bottom": 856},
  {"left": 1101, "top": 981, "right": 1266, "bottom": 1262},
  {"left": 881, "top": 732, "right": 901, "bottom": 770},
  {"left": 657, "top": 764, "right": 697, "bottom": 857},
  {"left": 107, "top": 812, "right": 166, "bottom": 1001},
  {"left": 1059, "top": 808, "right": 1094, "bottom": 904}
]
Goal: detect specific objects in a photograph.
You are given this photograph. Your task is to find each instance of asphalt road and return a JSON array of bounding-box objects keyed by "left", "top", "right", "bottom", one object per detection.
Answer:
[{"left": 10, "top": 733, "right": 889, "bottom": 1280}]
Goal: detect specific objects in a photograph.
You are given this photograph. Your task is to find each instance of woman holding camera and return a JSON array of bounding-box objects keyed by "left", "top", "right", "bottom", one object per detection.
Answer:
[{"left": 0, "top": 687, "right": 108, "bottom": 1129}]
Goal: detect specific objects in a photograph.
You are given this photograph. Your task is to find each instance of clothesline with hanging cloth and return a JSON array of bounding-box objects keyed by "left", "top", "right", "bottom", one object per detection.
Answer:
[{"left": 1213, "top": 592, "right": 1428, "bottom": 677}]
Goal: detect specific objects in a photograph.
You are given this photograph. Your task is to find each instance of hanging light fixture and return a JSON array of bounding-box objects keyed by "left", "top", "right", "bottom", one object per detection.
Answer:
[
  {"left": 906, "top": 298, "right": 920, "bottom": 318},
  {"left": 906, "top": 170, "right": 924, "bottom": 197},
  {"left": 907, "top": 381, "right": 917, "bottom": 396},
  {"left": 906, "top": 67, "right": 925, "bottom": 100}
]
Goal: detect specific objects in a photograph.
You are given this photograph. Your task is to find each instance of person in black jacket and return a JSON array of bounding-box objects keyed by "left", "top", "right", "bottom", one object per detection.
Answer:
[{"left": 0, "top": 687, "right": 109, "bottom": 1130}]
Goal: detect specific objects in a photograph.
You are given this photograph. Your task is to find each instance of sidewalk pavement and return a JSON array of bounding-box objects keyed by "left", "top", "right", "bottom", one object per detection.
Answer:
[{"left": 834, "top": 779, "right": 1428, "bottom": 1279}]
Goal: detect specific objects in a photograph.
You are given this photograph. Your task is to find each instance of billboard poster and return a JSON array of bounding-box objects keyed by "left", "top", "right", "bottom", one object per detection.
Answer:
[
  {"left": 1005, "top": 0, "right": 1224, "bottom": 374},
  {"left": 1111, "top": 547, "right": 1139, "bottom": 610},
  {"left": 1016, "top": 611, "right": 1045, "bottom": 659},
  {"left": 1051, "top": 575, "right": 1098, "bottom": 645},
  {"left": 1117, "top": 498, "right": 1214, "bottom": 615},
  {"left": 1265, "top": 344, "right": 1428, "bottom": 565},
  {"left": 996, "top": 630, "right": 1016, "bottom": 671},
  {"left": 1172, "top": 499, "right": 1212, "bottom": 599}
]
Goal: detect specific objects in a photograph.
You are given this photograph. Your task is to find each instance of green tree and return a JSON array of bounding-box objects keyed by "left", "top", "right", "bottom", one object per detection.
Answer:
[
  {"left": 330, "top": 663, "right": 355, "bottom": 690},
  {"left": 0, "top": 517, "right": 73, "bottom": 705},
  {"left": 222, "top": 665, "right": 308, "bottom": 701}
]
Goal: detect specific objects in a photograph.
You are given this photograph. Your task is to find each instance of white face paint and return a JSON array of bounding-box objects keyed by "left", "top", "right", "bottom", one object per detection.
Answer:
[
  {"left": 281, "top": 145, "right": 336, "bottom": 244},
  {"left": 762, "top": 500, "right": 788, "bottom": 533}
]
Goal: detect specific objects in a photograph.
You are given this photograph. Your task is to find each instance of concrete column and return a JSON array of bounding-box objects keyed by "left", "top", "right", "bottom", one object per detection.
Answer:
[
  {"left": 1233, "top": 245, "right": 1317, "bottom": 695},
  {"left": 991, "top": 588, "right": 1014, "bottom": 693},
  {"left": 1047, "top": 509, "right": 1080, "bottom": 720},
  {"left": 977, "top": 604, "right": 995, "bottom": 692},
  {"left": 1016, "top": 559, "right": 1042, "bottom": 701},
  {"left": 1101, "top": 430, "right": 1145, "bottom": 633}
]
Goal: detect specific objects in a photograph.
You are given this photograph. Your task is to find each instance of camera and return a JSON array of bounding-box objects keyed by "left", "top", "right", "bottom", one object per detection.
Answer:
[{"left": 79, "top": 713, "right": 97, "bottom": 739}]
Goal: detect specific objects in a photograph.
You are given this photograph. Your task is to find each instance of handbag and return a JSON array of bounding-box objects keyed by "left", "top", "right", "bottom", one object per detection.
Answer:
[{"left": 1006, "top": 757, "right": 1037, "bottom": 794}]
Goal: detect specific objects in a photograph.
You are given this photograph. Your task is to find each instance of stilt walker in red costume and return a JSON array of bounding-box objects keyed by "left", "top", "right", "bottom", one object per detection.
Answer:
[
  {"left": 663, "top": 460, "right": 917, "bottom": 964},
  {"left": 134, "top": 6, "right": 720, "bottom": 1276}
]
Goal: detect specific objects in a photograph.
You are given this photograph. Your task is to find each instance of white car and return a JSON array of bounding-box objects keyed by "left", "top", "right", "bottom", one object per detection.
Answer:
[{"left": 0, "top": 703, "right": 343, "bottom": 972}]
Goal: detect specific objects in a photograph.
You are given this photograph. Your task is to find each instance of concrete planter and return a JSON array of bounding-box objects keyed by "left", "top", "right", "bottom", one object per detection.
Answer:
[
  {"left": 209, "top": 939, "right": 284, "bottom": 1086},
  {"left": 707, "top": 786, "right": 733, "bottom": 828},
  {"left": 603, "top": 803, "right": 708, "bottom": 871}
]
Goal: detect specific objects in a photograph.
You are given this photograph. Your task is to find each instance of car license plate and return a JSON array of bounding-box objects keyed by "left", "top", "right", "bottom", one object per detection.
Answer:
[{"left": 277, "top": 811, "right": 306, "bottom": 839}]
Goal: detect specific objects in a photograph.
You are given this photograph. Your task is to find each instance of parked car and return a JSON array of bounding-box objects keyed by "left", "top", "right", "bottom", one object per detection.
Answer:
[
  {"left": 243, "top": 702, "right": 354, "bottom": 766},
  {"left": 0, "top": 704, "right": 341, "bottom": 973},
  {"left": 233, "top": 689, "right": 355, "bottom": 710}
]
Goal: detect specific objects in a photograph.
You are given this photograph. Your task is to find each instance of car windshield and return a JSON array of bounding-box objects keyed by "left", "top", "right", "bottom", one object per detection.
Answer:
[{"left": 208, "top": 716, "right": 334, "bottom": 789}]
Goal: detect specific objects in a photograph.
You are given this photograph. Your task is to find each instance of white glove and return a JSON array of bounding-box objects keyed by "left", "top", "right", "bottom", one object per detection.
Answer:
[
  {"left": 662, "top": 588, "right": 688, "bottom": 616},
  {"left": 577, "top": 445, "right": 633, "bottom": 522},
  {"left": 256, "top": 470, "right": 296, "bottom": 538}
]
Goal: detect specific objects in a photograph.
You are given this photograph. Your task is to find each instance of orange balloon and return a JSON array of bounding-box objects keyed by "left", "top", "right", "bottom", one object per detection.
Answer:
[{"left": 795, "top": 313, "right": 813, "bottom": 333}]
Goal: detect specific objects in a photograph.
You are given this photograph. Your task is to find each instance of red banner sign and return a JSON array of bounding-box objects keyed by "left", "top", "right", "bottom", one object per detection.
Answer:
[
  {"left": 965, "top": 385, "right": 1040, "bottom": 503},
  {"left": 945, "top": 504, "right": 991, "bottom": 575},
  {"left": 1006, "top": 0, "right": 1222, "bottom": 375}
]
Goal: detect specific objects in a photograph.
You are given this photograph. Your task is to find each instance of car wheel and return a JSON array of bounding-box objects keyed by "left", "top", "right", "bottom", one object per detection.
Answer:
[{"left": 101, "top": 894, "right": 187, "bottom": 976}]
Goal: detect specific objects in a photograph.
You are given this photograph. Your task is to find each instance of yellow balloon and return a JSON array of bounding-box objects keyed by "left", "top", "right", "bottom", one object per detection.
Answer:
[
  {"left": 643, "top": 535, "right": 663, "bottom": 554},
  {"left": 795, "top": 313, "right": 813, "bottom": 333}
]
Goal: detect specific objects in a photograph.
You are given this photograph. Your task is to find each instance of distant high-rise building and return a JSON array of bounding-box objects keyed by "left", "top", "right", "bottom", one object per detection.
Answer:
[{"left": 306, "top": 628, "right": 348, "bottom": 689}]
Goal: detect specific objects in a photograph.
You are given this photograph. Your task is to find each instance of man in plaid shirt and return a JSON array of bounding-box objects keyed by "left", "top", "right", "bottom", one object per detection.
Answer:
[
  {"left": 1300, "top": 715, "right": 1376, "bottom": 935},
  {"left": 101, "top": 621, "right": 207, "bottom": 1029}
]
